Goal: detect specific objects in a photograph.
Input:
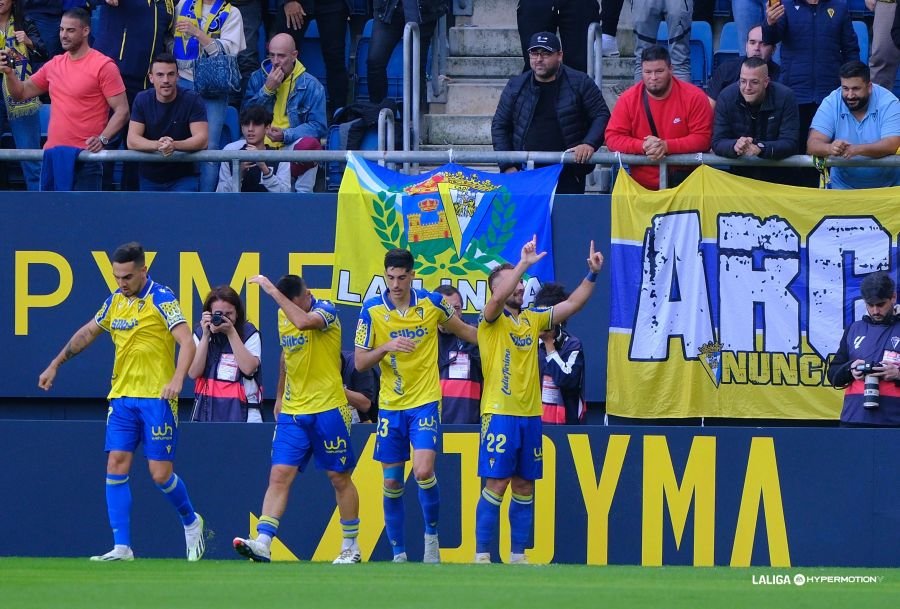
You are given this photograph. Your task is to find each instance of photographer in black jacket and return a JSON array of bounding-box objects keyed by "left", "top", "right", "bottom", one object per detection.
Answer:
[{"left": 491, "top": 31, "right": 610, "bottom": 195}]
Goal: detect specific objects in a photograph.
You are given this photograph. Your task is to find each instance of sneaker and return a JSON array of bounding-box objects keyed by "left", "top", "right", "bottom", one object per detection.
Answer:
[
  {"left": 233, "top": 536, "right": 271, "bottom": 562},
  {"left": 333, "top": 548, "right": 362, "bottom": 564},
  {"left": 474, "top": 552, "right": 491, "bottom": 564},
  {"left": 185, "top": 513, "right": 206, "bottom": 561},
  {"left": 509, "top": 552, "right": 529, "bottom": 564},
  {"left": 89, "top": 546, "right": 134, "bottom": 561},
  {"left": 601, "top": 34, "right": 619, "bottom": 57},
  {"left": 392, "top": 552, "right": 408, "bottom": 563},
  {"left": 423, "top": 533, "right": 440, "bottom": 564}
]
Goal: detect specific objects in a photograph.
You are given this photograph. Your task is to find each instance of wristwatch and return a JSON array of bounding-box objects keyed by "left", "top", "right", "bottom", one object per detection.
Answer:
[{"left": 98, "top": 135, "right": 110, "bottom": 146}]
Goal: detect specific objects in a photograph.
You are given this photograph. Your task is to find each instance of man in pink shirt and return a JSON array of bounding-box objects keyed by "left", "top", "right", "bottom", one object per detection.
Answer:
[
  {"left": 0, "top": 7, "right": 129, "bottom": 190},
  {"left": 605, "top": 45, "right": 713, "bottom": 190}
]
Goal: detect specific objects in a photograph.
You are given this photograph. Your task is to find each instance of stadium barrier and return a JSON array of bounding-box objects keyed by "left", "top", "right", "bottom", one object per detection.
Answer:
[{"left": 2, "top": 422, "right": 898, "bottom": 566}]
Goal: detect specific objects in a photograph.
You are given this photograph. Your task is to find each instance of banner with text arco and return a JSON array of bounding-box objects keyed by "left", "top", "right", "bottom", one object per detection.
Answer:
[{"left": 608, "top": 166, "right": 899, "bottom": 419}]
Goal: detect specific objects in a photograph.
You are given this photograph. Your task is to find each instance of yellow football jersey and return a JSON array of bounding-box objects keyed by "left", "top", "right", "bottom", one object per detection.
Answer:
[
  {"left": 355, "top": 289, "right": 454, "bottom": 410},
  {"left": 478, "top": 306, "right": 554, "bottom": 417},
  {"left": 95, "top": 278, "right": 186, "bottom": 399},
  {"left": 278, "top": 297, "right": 346, "bottom": 415}
]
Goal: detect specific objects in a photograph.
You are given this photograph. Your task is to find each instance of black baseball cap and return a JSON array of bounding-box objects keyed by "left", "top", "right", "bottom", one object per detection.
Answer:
[{"left": 527, "top": 32, "right": 561, "bottom": 53}]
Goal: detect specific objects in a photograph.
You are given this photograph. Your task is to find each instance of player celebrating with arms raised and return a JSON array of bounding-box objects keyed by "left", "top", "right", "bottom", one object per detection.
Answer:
[
  {"left": 355, "top": 248, "right": 476, "bottom": 563},
  {"left": 475, "top": 237, "right": 603, "bottom": 564}
]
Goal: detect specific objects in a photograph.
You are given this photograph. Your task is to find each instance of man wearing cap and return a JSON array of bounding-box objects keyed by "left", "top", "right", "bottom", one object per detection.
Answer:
[{"left": 491, "top": 31, "right": 610, "bottom": 195}]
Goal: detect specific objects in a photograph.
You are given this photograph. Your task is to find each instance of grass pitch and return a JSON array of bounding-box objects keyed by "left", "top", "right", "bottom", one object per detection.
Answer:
[{"left": 1, "top": 559, "right": 896, "bottom": 609}]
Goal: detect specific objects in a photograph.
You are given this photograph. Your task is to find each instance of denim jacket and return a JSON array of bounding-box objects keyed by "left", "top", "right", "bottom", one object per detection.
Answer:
[{"left": 242, "top": 59, "right": 328, "bottom": 142}]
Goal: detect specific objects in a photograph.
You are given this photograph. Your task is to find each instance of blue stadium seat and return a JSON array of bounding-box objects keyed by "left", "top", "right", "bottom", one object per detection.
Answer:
[
  {"left": 714, "top": 0, "right": 733, "bottom": 18},
  {"left": 847, "top": 0, "right": 874, "bottom": 18},
  {"left": 300, "top": 19, "right": 351, "bottom": 97},
  {"left": 222, "top": 105, "right": 241, "bottom": 148},
  {"left": 657, "top": 21, "right": 713, "bottom": 87},
  {"left": 853, "top": 20, "right": 869, "bottom": 64},
  {"left": 348, "top": 0, "right": 370, "bottom": 16},
  {"left": 257, "top": 21, "right": 266, "bottom": 64},
  {"left": 714, "top": 21, "right": 739, "bottom": 71}
]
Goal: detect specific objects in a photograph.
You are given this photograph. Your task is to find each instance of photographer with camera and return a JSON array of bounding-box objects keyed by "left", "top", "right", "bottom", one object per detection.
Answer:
[
  {"left": 188, "top": 285, "right": 263, "bottom": 422},
  {"left": 826, "top": 271, "right": 900, "bottom": 427}
]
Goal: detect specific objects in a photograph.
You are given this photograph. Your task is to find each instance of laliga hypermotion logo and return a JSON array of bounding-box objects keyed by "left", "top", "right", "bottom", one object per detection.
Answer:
[{"left": 698, "top": 340, "right": 724, "bottom": 388}]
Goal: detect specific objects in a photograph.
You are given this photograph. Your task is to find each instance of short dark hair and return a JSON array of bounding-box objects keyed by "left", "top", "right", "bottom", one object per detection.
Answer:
[
  {"left": 741, "top": 56, "right": 768, "bottom": 71},
  {"left": 111, "top": 242, "right": 145, "bottom": 266},
  {"left": 151, "top": 52, "right": 177, "bottom": 68},
  {"left": 275, "top": 274, "right": 306, "bottom": 300},
  {"left": 434, "top": 284, "right": 460, "bottom": 298},
  {"left": 203, "top": 285, "right": 247, "bottom": 333},
  {"left": 860, "top": 271, "right": 895, "bottom": 304},
  {"left": 534, "top": 282, "right": 569, "bottom": 308},
  {"left": 487, "top": 263, "right": 515, "bottom": 292},
  {"left": 839, "top": 60, "right": 870, "bottom": 83},
  {"left": 384, "top": 248, "right": 414, "bottom": 272},
  {"left": 62, "top": 7, "right": 91, "bottom": 27},
  {"left": 240, "top": 105, "right": 273, "bottom": 127},
  {"left": 641, "top": 45, "right": 671, "bottom": 65}
]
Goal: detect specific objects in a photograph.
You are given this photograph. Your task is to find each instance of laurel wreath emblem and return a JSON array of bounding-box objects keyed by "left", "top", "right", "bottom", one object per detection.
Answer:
[{"left": 369, "top": 189, "right": 516, "bottom": 276}]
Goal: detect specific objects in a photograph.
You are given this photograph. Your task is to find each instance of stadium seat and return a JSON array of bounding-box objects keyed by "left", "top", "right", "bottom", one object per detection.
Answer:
[
  {"left": 222, "top": 105, "right": 241, "bottom": 148},
  {"left": 853, "top": 20, "right": 869, "bottom": 64},
  {"left": 714, "top": 21, "right": 739, "bottom": 71},
  {"left": 299, "top": 19, "right": 351, "bottom": 98},
  {"left": 257, "top": 22, "right": 267, "bottom": 64},
  {"left": 713, "top": 0, "right": 733, "bottom": 18},
  {"left": 657, "top": 21, "right": 713, "bottom": 87},
  {"left": 348, "top": 0, "right": 370, "bottom": 16},
  {"left": 847, "top": 0, "right": 874, "bottom": 18}
]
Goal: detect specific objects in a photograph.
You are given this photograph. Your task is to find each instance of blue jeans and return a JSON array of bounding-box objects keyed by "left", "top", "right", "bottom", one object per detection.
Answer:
[
  {"left": 0, "top": 103, "right": 42, "bottom": 191},
  {"left": 732, "top": 0, "right": 765, "bottom": 52},
  {"left": 73, "top": 161, "right": 103, "bottom": 191},
  {"left": 139, "top": 174, "right": 199, "bottom": 192},
  {"left": 179, "top": 77, "right": 227, "bottom": 192}
]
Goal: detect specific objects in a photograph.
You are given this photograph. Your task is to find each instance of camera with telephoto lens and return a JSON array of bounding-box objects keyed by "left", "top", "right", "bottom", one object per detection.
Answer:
[
  {"left": 211, "top": 311, "right": 225, "bottom": 326},
  {"left": 856, "top": 363, "right": 880, "bottom": 409}
]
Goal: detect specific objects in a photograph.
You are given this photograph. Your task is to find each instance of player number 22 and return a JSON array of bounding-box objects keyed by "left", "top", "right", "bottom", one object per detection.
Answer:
[
  {"left": 485, "top": 433, "right": 507, "bottom": 453},
  {"left": 377, "top": 417, "right": 389, "bottom": 437}
]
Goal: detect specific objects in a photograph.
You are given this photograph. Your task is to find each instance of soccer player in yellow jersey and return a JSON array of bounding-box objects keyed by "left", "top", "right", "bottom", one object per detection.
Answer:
[
  {"left": 37, "top": 242, "right": 204, "bottom": 562},
  {"left": 355, "top": 248, "right": 477, "bottom": 563},
  {"left": 474, "top": 236, "right": 604, "bottom": 564},
  {"left": 233, "top": 274, "right": 363, "bottom": 564}
]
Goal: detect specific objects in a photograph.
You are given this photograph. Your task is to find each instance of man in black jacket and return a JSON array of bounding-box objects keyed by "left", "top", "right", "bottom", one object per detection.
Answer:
[
  {"left": 707, "top": 24, "right": 779, "bottom": 105},
  {"left": 491, "top": 32, "right": 610, "bottom": 195},
  {"left": 711, "top": 57, "right": 799, "bottom": 184}
]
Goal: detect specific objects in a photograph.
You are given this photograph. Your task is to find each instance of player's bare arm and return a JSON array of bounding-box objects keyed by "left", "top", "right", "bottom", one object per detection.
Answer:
[
  {"left": 161, "top": 323, "right": 196, "bottom": 400},
  {"left": 274, "top": 351, "right": 286, "bottom": 417},
  {"left": 354, "top": 336, "right": 416, "bottom": 371},
  {"left": 251, "top": 274, "right": 325, "bottom": 330},
  {"left": 37, "top": 320, "right": 104, "bottom": 390},
  {"left": 551, "top": 240, "right": 604, "bottom": 325},
  {"left": 441, "top": 314, "right": 477, "bottom": 344},
  {"left": 483, "top": 235, "right": 546, "bottom": 322}
]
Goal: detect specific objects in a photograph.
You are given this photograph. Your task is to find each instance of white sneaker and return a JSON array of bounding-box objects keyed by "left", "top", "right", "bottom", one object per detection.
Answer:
[
  {"left": 89, "top": 546, "right": 134, "bottom": 561},
  {"left": 184, "top": 513, "right": 206, "bottom": 561},
  {"left": 474, "top": 552, "right": 491, "bottom": 564},
  {"left": 392, "top": 552, "right": 408, "bottom": 563},
  {"left": 509, "top": 552, "right": 529, "bottom": 564},
  {"left": 333, "top": 548, "right": 362, "bottom": 564},
  {"left": 423, "top": 533, "right": 440, "bottom": 564},
  {"left": 233, "top": 536, "right": 271, "bottom": 562},
  {"left": 601, "top": 34, "right": 619, "bottom": 57}
]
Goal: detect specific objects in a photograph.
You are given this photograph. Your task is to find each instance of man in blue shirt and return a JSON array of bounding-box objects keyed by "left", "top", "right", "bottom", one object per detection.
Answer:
[{"left": 807, "top": 60, "right": 900, "bottom": 190}]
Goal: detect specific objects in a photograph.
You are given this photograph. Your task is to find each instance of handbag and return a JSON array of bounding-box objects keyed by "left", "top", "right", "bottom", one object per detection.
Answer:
[{"left": 192, "top": 39, "right": 240, "bottom": 98}]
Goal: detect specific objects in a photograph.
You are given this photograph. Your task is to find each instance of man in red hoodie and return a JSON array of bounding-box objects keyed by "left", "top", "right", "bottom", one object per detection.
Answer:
[{"left": 605, "top": 45, "right": 713, "bottom": 190}]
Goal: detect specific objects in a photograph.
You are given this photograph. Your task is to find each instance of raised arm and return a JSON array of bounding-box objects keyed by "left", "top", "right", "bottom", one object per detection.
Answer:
[
  {"left": 37, "top": 319, "right": 104, "bottom": 390},
  {"left": 483, "top": 235, "right": 546, "bottom": 323},
  {"left": 549, "top": 241, "right": 604, "bottom": 325},
  {"left": 251, "top": 274, "right": 325, "bottom": 331}
]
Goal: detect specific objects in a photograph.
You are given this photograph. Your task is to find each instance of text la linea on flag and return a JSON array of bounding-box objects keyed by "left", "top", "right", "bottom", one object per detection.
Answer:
[
  {"left": 608, "top": 165, "right": 900, "bottom": 420},
  {"left": 332, "top": 154, "right": 561, "bottom": 310}
]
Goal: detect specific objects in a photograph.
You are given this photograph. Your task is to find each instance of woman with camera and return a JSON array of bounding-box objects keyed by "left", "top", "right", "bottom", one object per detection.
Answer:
[
  {"left": 0, "top": 0, "right": 47, "bottom": 190},
  {"left": 188, "top": 285, "right": 263, "bottom": 422}
]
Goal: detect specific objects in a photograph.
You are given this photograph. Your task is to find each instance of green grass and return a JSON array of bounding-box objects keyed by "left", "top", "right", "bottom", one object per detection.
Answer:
[{"left": 1, "top": 559, "right": 897, "bottom": 609}]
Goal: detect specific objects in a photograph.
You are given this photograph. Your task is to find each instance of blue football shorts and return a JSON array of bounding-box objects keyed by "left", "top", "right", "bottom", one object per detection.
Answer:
[
  {"left": 373, "top": 401, "right": 441, "bottom": 463},
  {"left": 477, "top": 414, "right": 543, "bottom": 480},
  {"left": 271, "top": 406, "right": 356, "bottom": 473},
  {"left": 105, "top": 396, "right": 179, "bottom": 461}
]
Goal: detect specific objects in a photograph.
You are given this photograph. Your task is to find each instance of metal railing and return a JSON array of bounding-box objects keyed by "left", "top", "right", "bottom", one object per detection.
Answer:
[
  {"left": 402, "top": 22, "right": 421, "bottom": 174},
  {"left": 430, "top": 14, "right": 450, "bottom": 102},
  {"left": 2, "top": 148, "right": 894, "bottom": 190},
  {"left": 376, "top": 107, "right": 396, "bottom": 168},
  {"left": 587, "top": 22, "right": 603, "bottom": 91}
]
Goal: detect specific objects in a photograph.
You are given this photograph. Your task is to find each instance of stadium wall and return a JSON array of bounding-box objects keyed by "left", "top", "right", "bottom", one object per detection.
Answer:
[
  {"left": 1, "top": 422, "right": 898, "bottom": 566},
  {"left": 0, "top": 192, "right": 609, "bottom": 401}
]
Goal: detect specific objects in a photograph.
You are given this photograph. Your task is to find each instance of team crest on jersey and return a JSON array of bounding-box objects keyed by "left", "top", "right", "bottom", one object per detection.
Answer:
[
  {"left": 892, "top": 337, "right": 900, "bottom": 349},
  {"left": 415, "top": 306, "right": 424, "bottom": 320},
  {"left": 138, "top": 300, "right": 146, "bottom": 312},
  {"left": 489, "top": 458, "right": 495, "bottom": 468}
]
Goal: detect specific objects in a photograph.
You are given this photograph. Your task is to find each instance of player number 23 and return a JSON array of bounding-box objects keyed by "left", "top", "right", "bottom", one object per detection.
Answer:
[
  {"left": 485, "top": 433, "right": 507, "bottom": 453},
  {"left": 377, "top": 418, "right": 389, "bottom": 437}
]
